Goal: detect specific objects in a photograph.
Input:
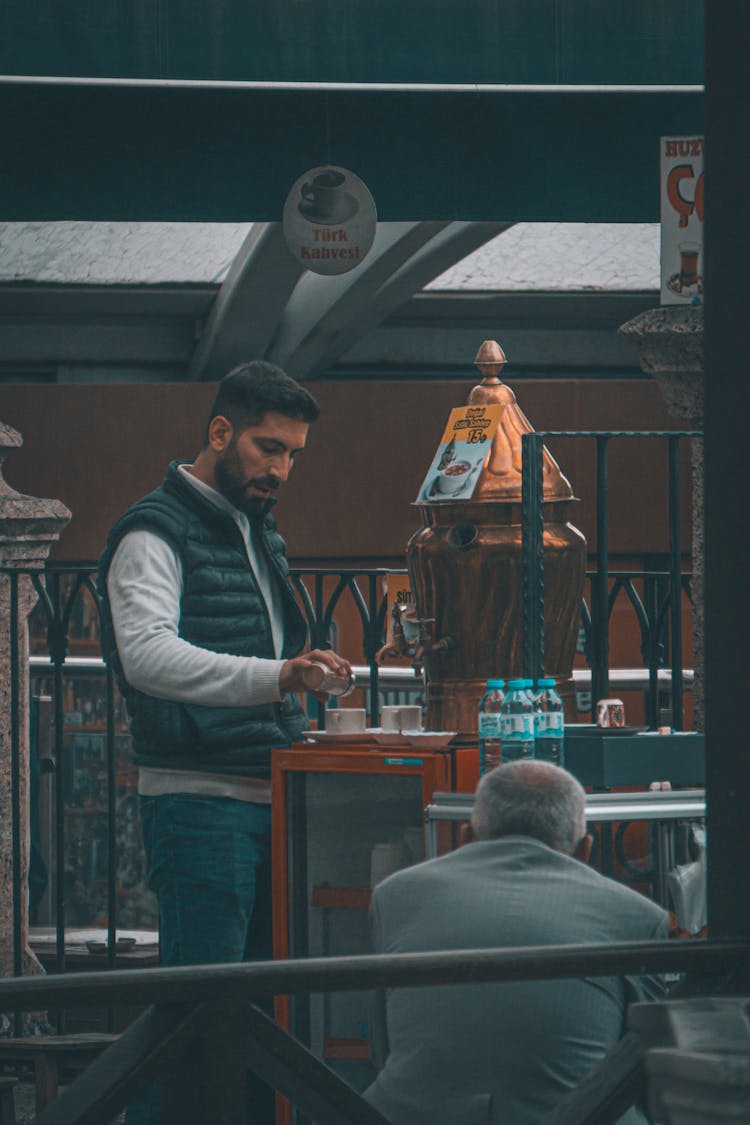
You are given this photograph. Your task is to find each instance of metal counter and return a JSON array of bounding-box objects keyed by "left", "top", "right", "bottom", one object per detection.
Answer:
[{"left": 424, "top": 788, "right": 706, "bottom": 908}]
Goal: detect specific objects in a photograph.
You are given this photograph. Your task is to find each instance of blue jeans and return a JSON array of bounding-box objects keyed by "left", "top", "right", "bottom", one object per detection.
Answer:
[{"left": 125, "top": 794, "right": 275, "bottom": 1124}]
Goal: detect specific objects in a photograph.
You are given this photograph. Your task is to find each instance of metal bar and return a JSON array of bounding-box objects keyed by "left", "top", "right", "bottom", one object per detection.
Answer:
[
  {"left": 32, "top": 1002, "right": 202, "bottom": 1125},
  {"left": 522, "top": 432, "right": 545, "bottom": 681},
  {"left": 288, "top": 774, "right": 312, "bottom": 1057},
  {"left": 0, "top": 940, "right": 746, "bottom": 1013},
  {"left": 536, "top": 431, "right": 702, "bottom": 439},
  {"left": 105, "top": 663, "right": 117, "bottom": 986},
  {"left": 9, "top": 572, "right": 23, "bottom": 1037},
  {"left": 425, "top": 798, "right": 706, "bottom": 826},
  {"left": 704, "top": 0, "right": 750, "bottom": 943},
  {"left": 668, "top": 436, "right": 684, "bottom": 729},
  {"left": 48, "top": 572, "right": 67, "bottom": 981},
  {"left": 432, "top": 787, "right": 706, "bottom": 806},
  {"left": 244, "top": 1003, "right": 392, "bottom": 1125},
  {"left": 0, "top": 77, "right": 706, "bottom": 94},
  {"left": 367, "top": 572, "right": 381, "bottom": 728},
  {"left": 643, "top": 573, "right": 660, "bottom": 729},
  {"left": 593, "top": 436, "right": 610, "bottom": 705},
  {"left": 26, "top": 654, "right": 696, "bottom": 691},
  {"left": 9, "top": 573, "right": 22, "bottom": 986},
  {"left": 315, "top": 573, "right": 326, "bottom": 730},
  {"left": 0, "top": 82, "right": 703, "bottom": 223}
]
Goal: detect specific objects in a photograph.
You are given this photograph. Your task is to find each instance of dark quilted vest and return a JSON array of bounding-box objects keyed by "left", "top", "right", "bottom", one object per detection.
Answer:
[{"left": 97, "top": 461, "right": 308, "bottom": 778}]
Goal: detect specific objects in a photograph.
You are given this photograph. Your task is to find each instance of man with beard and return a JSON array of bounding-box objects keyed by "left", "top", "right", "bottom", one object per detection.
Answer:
[{"left": 98, "top": 362, "right": 351, "bottom": 1123}]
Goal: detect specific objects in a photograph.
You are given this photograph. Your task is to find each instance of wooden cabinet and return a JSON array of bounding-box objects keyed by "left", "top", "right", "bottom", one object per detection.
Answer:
[{"left": 271, "top": 742, "right": 472, "bottom": 1124}]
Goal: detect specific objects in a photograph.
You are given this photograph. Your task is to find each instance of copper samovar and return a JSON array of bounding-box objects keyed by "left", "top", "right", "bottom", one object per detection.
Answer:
[{"left": 406, "top": 341, "right": 587, "bottom": 743}]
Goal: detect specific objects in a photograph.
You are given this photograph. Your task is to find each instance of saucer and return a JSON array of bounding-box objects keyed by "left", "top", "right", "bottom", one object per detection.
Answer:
[
  {"left": 372, "top": 730, "right": 457, "bottom": 750},
  {"left": 301, "top": 729, "right": 378, "bottom": 744},
  {"left": 298, "top": 192, "right": 359, "bottom": 225},
  {"left": 666, "top": 273, "right": 704, "bottom": 298},
  {"left": 86, "top": 937, "right": 137, "bottom": 953},
  {"left": 571, "top": 725, "right": 648, "bottom": 737}
]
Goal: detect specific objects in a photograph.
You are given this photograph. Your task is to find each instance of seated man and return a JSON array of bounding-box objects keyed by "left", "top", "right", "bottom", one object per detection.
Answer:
[{"left": 364, "top": 760, "right": 669, "bottom": 1125}]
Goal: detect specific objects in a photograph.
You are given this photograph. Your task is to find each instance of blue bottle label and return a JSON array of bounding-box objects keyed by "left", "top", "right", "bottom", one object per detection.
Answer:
[
  {"left": 479, "top": 713, "right": 502, "bottom": 738},
  {"left": 500, "top": 714, "right": 534, "bottom": 738}
]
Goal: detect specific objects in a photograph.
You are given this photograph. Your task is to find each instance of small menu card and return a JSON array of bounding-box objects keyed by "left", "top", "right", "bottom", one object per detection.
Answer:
[{"left": 416, "top": 403, "right": 505, "bottom": 503}]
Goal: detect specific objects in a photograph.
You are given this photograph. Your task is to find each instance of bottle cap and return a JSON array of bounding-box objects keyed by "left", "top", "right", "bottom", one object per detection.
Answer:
[
  {"left": 507, "top": 679, "right": 525, "bottom": 689},
  {"left": 538, "top": 678, "right": 556, "bottom": 687},
  {"left": 486, "top": 679, "right": 505, "bottom": 689}
]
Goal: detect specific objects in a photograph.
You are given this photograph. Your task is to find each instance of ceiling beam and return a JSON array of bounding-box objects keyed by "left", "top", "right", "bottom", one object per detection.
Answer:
[
  {"left": 187, "top": 223, "right": 303, "bottom": 380},
  {"left": 270, "top": 222, "right": 513, "bottom": 379},
  {"left": 0, "top": 79, "right": 702, "bottom": 223}
]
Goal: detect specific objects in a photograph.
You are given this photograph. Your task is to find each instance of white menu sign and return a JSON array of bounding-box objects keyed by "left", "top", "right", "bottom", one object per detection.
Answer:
[{"left": 660, "top": 136, "right": 704, "bottom": 305}]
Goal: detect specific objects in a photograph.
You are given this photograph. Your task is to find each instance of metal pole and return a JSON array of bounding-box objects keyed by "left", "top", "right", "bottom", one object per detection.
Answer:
[
  {"left": 9, "top": 573, "right": 23, "bottom": 1035},
  {"left": 593, "top": 436, "right": 610, "bottom": 706},
  {"left": 668, "top": 436, "right": 684, "bottom": 729},
  {"left": 105, "top": 664, "right": 118, "bottom": 993},
  {"left": 522, "top": 433, "right": 545, "bottom": 682},
  {"left": 367, "top": 573, "right": 381, "bottom": 728},
  {"left": 704, "top": 0, "right": 750, "bottom": 939}
]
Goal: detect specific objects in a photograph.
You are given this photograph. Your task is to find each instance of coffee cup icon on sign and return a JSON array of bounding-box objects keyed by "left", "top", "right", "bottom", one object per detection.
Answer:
[{"left": 299, "top": 169, "right": 359, "bottom": 225}]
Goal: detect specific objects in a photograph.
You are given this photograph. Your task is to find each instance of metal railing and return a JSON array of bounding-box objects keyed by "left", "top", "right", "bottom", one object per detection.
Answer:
[
  {"left": 0, "top": 938, "right": 748, "bottom": 1125},
  {"left": 2, "top": 454, "right": 696, "bottom": 989},
  {"left": 522, "top": 430, "right": 699, "bottom": 729},
  {"left": 425, "top": 788, "right": 706, "bottom": 907}
]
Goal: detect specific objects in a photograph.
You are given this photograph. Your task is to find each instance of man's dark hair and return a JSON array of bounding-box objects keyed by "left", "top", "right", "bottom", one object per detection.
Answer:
[{"left": 205, "top": 361, "right": 320, "bottom": 443}]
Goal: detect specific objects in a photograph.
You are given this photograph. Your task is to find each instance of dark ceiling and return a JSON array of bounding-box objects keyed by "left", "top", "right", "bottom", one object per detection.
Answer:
[{"left": 0, "top": 1, "right": 703, "bottom": 85}]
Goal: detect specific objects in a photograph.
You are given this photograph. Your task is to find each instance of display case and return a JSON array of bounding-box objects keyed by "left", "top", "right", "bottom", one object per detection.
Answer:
[{"left": 271, "top": 743, "right": 469, "bottom": 1124}]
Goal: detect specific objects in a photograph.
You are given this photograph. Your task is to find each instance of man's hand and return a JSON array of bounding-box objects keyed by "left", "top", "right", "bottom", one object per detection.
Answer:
[{"left": 280, "top": 649, "right": 354, "bottom": 700}]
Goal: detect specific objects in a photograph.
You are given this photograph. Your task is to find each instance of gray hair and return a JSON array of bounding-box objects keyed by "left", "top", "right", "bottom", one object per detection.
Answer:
[{"left": 470, "top": 760, "right": 586, "bottom": 856}]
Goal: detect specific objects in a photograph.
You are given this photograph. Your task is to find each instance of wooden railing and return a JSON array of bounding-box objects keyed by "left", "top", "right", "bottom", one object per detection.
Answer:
[{"left": 1, "top": 939, "right": 748, "bottom": 1125}]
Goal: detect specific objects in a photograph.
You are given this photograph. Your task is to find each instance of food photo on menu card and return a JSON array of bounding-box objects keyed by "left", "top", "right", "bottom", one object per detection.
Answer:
[{"left": 416, "top": 403, "right": 505, "bottom": 503}]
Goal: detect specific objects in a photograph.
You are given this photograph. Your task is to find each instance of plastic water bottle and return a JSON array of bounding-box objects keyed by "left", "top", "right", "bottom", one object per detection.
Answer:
[
  {"left": 533, "top": 678, "right": 565, "bottom": 767},
  {"left": 500, "top": 679, "right": 535, "bottom": 762},
  {"left": 478, "top": 680, "right": 505, "bottom": 775}
]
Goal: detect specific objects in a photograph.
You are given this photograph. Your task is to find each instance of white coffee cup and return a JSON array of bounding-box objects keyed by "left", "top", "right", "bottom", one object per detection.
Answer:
[
  {"left": 400, "top": 607, "right": 420, "bottom": 644},
  {"left": 437, "top": 460, "right": 472, "bottom": 494},
  {"left": 326, "top": 708, "right": 367, "bottom": 735},
  {"left": 380, "top": 704, "right": 423, "bottom": 732}
]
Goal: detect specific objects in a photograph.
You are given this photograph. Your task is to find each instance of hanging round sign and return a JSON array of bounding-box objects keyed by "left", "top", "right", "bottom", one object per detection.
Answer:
[{"left": 282, "top": 165, "right": 377, "bottom": 276}]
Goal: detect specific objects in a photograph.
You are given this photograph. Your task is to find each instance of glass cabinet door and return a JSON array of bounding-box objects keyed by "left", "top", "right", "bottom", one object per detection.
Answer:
[{"left": 284, "top": 768, "right": 427, "bottom": 1101}]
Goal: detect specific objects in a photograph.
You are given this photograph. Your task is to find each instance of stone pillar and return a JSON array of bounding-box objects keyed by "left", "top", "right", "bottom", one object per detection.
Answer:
[
  {"left": 619, "top": 305, "right": 704, "bottom": 730},
  {"left": 0, "top": 421, "right": 70, "bottom": 982}
]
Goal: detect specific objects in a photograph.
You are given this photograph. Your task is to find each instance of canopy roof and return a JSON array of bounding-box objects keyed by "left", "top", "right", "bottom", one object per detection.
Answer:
[{"left": 0, "top": 222, "right": 658, "bottom": 291}]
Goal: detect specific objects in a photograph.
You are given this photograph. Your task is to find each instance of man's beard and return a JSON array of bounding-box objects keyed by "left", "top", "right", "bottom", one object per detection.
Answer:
[{"left": 214, "top": 441, "right": 278, "bottom": 517}]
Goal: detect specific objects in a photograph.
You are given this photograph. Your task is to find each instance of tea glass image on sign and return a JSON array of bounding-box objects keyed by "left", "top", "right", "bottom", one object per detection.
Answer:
[
  {"left": 679, "top": 242, "right": 700, "bottom": 287},
  {"left": 298, "top": 170, "right": 360, "bottom": 225},
  {"left": 667, "top": 241, "right": 703, "bottom": 297}
]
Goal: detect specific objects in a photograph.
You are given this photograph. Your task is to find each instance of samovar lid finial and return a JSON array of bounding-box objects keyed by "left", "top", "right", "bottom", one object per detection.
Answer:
[
  {"left": 474, "top": 339, "right": 507, "bottom": 382},
  {"left": 468, "top": 338, "right": 575, "bottom": 503}
]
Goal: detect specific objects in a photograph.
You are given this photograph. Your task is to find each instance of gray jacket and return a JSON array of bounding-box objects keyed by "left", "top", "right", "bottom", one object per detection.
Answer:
[{"left": 364, "top": 836, "right": 669, "bottom": 1125}]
